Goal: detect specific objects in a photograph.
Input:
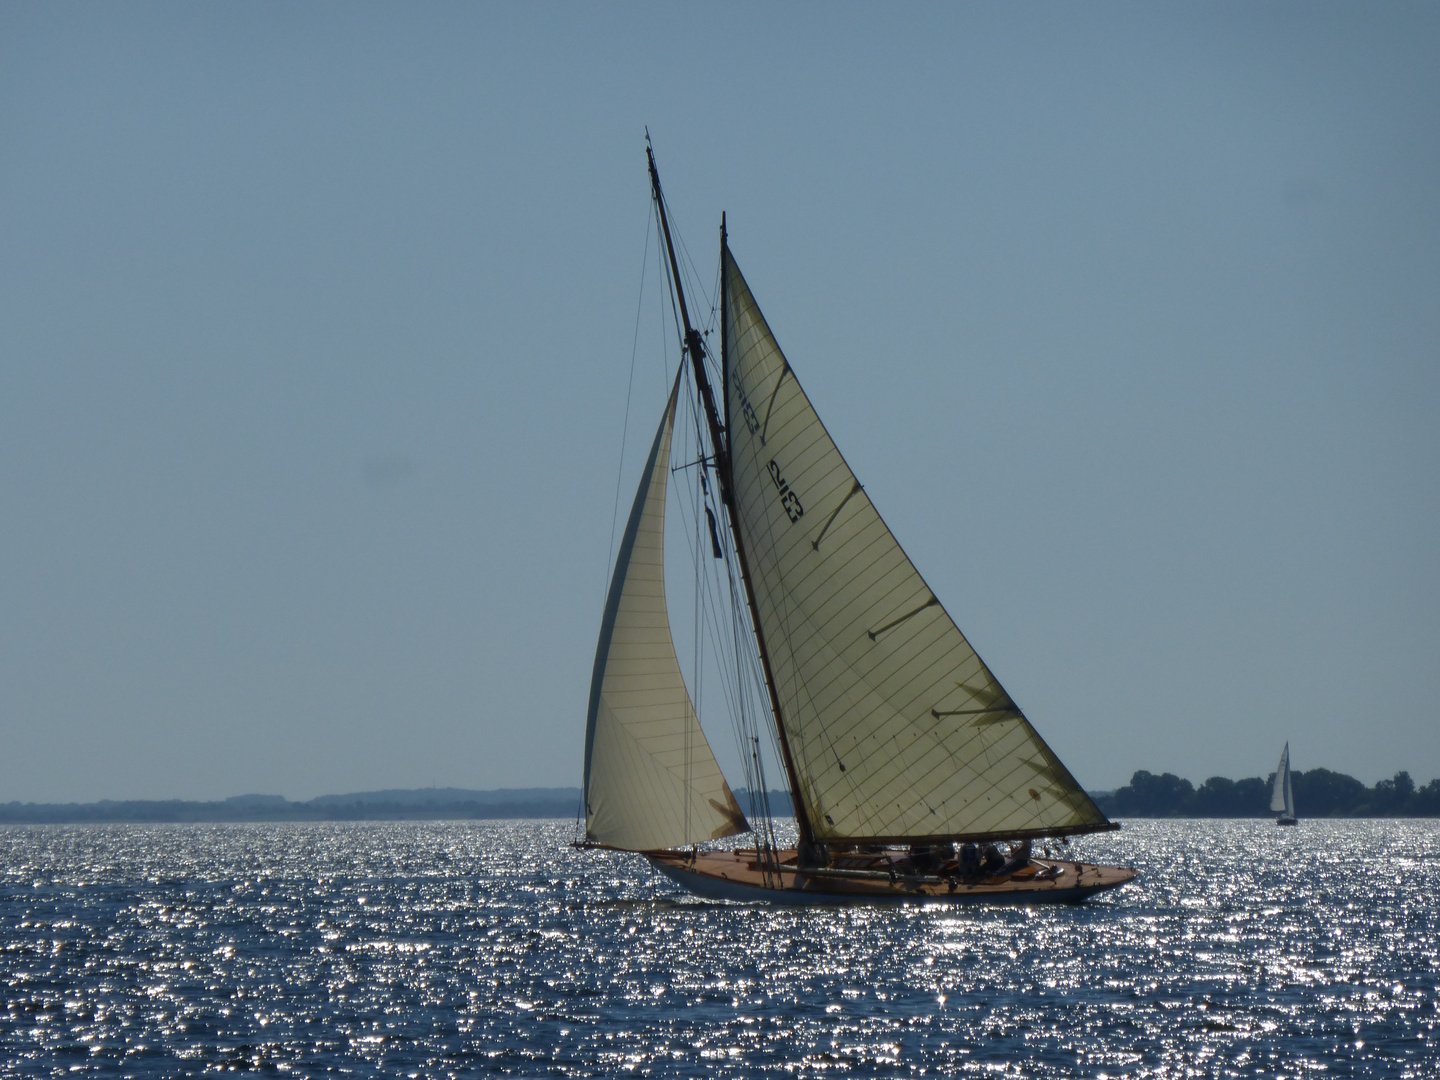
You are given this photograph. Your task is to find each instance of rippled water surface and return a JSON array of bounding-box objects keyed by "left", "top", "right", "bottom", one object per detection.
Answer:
[{"left": 2, "top": 820, "right": 1437, "bottom": 1077}]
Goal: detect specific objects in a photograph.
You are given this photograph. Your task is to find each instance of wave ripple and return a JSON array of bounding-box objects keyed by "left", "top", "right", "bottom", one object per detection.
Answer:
[{"left": 2, "top": 819, "right": 1436, "bottom": 1076}]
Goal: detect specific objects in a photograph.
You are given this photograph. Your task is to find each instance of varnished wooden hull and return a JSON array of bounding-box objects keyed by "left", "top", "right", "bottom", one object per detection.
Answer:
[{"left": 647, "top": 849, "right": 1136, "bottom": 906}]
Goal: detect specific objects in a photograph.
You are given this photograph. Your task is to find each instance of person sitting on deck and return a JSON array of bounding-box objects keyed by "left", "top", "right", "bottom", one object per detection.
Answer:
[
  {"left": 978, "top": 842, "right": 1004, "bottom": 875},
  {"left": 957, "top": 843, "right": 981, "bottom": 880},
  {"left": 998, "top": 839, "right": 1033, "bottom": 875},
  {"left": 908, "top": 842, "right": 955, "bottom": 874}
]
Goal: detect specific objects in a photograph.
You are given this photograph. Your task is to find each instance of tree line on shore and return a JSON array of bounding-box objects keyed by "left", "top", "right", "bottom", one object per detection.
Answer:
[
  {"left": 1093, "top": 768, "right": 1440, "bottom": 818},
  {"left": 5, "top": 774, "right": 1436, "bottom": 824}
]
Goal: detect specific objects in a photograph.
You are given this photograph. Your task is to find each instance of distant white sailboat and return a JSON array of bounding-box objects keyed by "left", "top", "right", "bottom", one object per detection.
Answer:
[{"left": 1271, "top": 742, "right": 1297, "bottom": 826}]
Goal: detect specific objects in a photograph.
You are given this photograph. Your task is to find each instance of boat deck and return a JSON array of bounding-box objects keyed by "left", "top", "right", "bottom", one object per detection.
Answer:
[{"left": 647, "top": 848, "right": 1136, "bottom": 904}]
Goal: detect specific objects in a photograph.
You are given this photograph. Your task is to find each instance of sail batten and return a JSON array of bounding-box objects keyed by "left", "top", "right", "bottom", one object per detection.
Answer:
[
  {"left": 722, "top": 247, "right": 1110, "bottom": 843},
  {"left": 583, "top": 373, "right": 748, "bottom": 852}
]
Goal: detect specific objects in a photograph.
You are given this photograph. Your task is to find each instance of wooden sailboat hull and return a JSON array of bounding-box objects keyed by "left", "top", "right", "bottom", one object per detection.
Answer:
[
  {"left": 647, "top": 850, "right": 1136, "bottom": 906},
  {"left": 1276, "top": 818, "right": 1298, "bottom": 826}
]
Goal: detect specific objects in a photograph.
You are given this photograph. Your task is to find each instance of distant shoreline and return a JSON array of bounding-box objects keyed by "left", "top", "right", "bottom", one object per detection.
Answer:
[
  {"left": 0, "top": 787, "right": 795, "bottom": 825},
  {"left": 0, "top": 787, "right": 584, "bottom": 825},
  {"left": 4, "top": 770, "right": 1437, "bottom": 824},
  {"left": 1093, "top": 767, "right": 1440, "bottom": 819}
]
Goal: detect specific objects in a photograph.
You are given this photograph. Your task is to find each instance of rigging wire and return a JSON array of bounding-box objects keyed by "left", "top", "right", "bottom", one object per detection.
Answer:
[
  {"left": 685, "top": 364, "right": 702, "bottom": 847},
  {"left": 583, "top": 201, "right": 658, "bottom": 847},
  {"left": 669, "top": 332, "right": 787, "bottom": 858},
  {"left": 653, "top": 184, "right": 717, "bottom": 341},
  {"left": 651, "top": 178, "right": 791, "bottom": 857},
  {"left": 658, "top": 199, "right": 716, "bottom": 849},
  {"left": 601, "top": 206, "right": 655, "bottom": 599},
  {"left": 673, "top": 363, "right": 743, "bottom": 774}
]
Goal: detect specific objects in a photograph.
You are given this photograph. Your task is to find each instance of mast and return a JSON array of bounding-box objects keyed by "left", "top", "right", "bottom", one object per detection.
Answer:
[{"left": 646, "top": 141, "right": 816, "bottom": 848}]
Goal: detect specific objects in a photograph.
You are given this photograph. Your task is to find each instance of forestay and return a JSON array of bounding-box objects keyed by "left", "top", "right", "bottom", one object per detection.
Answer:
[
  {"left": 584, "top": 376, "right": 748, "bottom": 851},
  {"left": 722, "top": 247, "right": 1110, "bottom": 843}
]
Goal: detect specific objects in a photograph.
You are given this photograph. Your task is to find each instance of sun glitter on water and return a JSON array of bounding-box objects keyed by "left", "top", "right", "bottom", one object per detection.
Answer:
[{"left": 0, "top": 818, "right": 1436, "bottom": 1076}]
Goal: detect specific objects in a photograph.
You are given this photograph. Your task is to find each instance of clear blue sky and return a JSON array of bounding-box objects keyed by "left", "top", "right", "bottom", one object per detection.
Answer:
[{"left": 2, "top": 3, "right": 1436, "bottom": 802}]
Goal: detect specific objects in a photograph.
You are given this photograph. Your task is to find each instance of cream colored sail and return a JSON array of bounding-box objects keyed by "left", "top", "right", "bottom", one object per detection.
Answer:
[
  {"left": 584, "top": 375, "right": 748, "bottom": 851},
  {"left": 722, "top": 248, "right": 1110, "bottom": 842}
]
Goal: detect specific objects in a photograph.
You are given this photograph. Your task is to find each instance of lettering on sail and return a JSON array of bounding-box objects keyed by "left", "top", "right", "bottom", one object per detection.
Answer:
[
  {"left": 767, "top": 459, "right": 804, "bottom": 523},
  {"left": 734, "top": 379, "right": 761, "bottom": 437}
]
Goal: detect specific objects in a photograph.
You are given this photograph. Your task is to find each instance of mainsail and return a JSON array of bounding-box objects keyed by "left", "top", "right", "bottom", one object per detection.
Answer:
[
  {"left": 722, "top": 246, "right": 1111, "bottom": 843},
  {"left": 584, "top": 375, "right": 748, "bottom": 851},
  {"left": 1270, "top": 742, "right": 1294, "bottom": 817}
]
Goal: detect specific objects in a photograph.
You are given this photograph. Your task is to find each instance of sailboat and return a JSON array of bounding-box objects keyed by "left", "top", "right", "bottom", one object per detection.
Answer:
[
  {"left": 579, "top": 143, "right": 1137, "bottom": 904},
  {"left": 1271, "top": 742, "right": 1298, "bottom": 826}
]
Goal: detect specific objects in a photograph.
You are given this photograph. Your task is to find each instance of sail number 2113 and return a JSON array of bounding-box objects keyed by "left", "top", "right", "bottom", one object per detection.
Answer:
[{"left": 768, "top": 460, "right": 804, "bottom": 523}]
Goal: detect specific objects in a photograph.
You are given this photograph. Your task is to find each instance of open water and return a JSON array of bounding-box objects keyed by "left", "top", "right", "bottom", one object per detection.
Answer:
[{"left": 1, "top": 819, "right": 1436, "bottom": 1078}]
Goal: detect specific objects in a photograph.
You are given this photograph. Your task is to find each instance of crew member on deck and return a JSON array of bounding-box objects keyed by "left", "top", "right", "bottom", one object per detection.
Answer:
[{"left": 999, "top": 839, "right": 1032, "bottom": 875}]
